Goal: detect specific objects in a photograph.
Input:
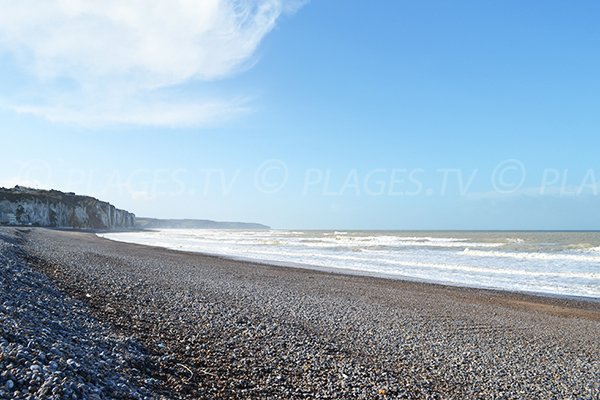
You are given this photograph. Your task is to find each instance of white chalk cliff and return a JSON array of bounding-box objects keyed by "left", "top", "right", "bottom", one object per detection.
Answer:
[{"left": 0, "top": 186, "right": 135, "bottom": 229}]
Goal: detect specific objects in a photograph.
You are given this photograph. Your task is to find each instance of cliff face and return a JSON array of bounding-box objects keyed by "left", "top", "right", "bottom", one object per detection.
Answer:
[{"left": 0, "top": 186, "right": 135, "bottom": 229}]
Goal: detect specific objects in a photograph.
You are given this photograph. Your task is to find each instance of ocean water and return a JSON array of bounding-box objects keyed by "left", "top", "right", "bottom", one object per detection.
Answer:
[{"left": 98, "top": 230, "right": 600, "bottom": 299}]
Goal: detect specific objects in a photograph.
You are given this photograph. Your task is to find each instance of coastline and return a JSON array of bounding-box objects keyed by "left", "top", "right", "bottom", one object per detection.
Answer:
[
  {"left": 97, "top": 228, "right": 600, "bottom": 301},
  {"left": 2, "top": 227, "right": 599, "bottom": 398},
  {"left": 152, "top": 248, "right": 600, "bottom": 305},
  {"left": 99, "top": 236, "right": 600, "bottom": 322},
  {"left": 98, "top": 230, "right": 600, "bottom": 306}
]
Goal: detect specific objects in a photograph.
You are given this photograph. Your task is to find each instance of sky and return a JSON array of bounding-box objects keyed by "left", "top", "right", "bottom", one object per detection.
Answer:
[{"left": 1, "top": 0, "right": 600, "bottom": 230}]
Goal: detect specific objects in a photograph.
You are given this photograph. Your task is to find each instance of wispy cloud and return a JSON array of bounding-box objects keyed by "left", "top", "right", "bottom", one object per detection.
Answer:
[
  {"left": 0, "top": 0, "right": 306, "bottom": 127},
  {"left": 12, "top": 96, "right": 251, "bottom": 127}
]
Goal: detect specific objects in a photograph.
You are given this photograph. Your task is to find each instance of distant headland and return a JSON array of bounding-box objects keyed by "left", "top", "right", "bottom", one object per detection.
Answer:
[{"left": 135, "top": 217, "right": 270, "bottom": 230}]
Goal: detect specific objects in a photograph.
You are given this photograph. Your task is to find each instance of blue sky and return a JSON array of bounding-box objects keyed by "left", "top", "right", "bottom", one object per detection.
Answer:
[{"left": 1, "top": 0, "right": 600, "bottom": 229}]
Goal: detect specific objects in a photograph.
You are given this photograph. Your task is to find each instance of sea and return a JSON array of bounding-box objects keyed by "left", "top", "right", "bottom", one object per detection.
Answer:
[{"left": 98, "top": 230, "right": 600, "bottom": 300}]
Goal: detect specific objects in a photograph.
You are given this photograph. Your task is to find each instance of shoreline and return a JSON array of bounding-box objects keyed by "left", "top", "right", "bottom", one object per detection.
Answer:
[
  {"left": 113, "top": 240, "right": 600, "bottom": 324},
  {"left": 3, "top": 227, "right": 600, "bottom": 398},
  {"left": 112, "top": 238, "right": 600, "bottom": 322},
  {"left": 161, "top": 249, "right": 600, "bottom": 305},
  {"left": 97, "top": 232, "right": 600, "bottom": 307}
]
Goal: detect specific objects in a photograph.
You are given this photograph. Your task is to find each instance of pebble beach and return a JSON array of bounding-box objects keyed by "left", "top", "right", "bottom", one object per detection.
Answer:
[{"left": 1, "top": 227, "right": 599, "bottom": 399}]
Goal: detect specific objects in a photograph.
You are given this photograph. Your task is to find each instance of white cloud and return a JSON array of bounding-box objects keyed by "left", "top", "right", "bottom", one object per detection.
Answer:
[
  {"left": 12, "top": 96, "right": 251, "bottom": 127},
  {"left": 0, "top": 0, "right": 306, "bottom": 127}
]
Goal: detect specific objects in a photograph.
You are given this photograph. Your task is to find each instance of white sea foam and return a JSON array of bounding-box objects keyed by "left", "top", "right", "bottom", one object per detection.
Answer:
[
  {"left": 98, "top": 230, "right": 600, "bottom": 299},
  {"left": 506, "top": 238, "right": 524, "bottom": 244},
  {"left": 463, "top": 248, "right": 600, "bottom": 263}
]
